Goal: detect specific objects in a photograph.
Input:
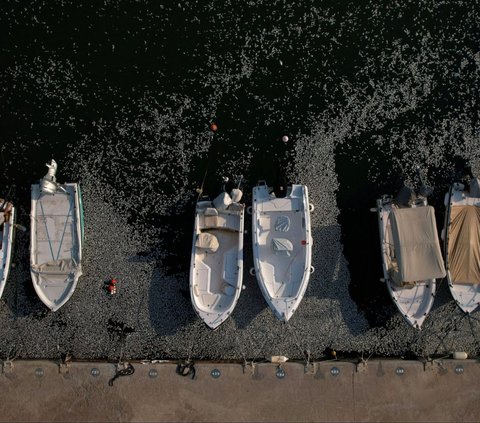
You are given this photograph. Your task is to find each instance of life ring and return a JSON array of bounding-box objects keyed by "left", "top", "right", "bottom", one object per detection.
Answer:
[
  {"left": 249, "top": 267, "right": 256, "bottom": 276},
  {"left": 247, "top": 206, "right": 253, "bottom": 215},
  {"left": 309, "top": 203, "right": 315, "bottom": 212},
  {"left": 310, "top": 266, "right": 315, "bottom": 274}
]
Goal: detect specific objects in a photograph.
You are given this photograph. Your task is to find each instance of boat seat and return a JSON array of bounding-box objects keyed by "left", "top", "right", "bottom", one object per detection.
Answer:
[
  {"left": 204, "top": 213, "right": 240, "bottom": 232},
  {"left": 195, "top": 232, "right": 219, "bottom": 253},
  {"left": 194, "top": 263, "right": 210, "bottom": 293},
  {"left": 257, "top": 216, "right": 271, "bottom": 234},
  {"left": 260, "top": 198, "right": 300, "bottom": 212},
  {"left": 201, "top": 293, "right": 220, "bottom": 307},
  {"left": 223, "top": 249, "right": 238, "bottom": 286},
  {"left": 203, "top": 207, "right": 218, "bottom": 217}
]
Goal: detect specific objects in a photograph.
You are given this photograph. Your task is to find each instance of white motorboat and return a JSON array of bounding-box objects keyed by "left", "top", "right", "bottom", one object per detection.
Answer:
[
  {"left": 0, "top": 198, "right": 15, "bottom": 299},
  {"left": 251, "top": 182, "right": 313, "bottom": 322},
  {"left": 189, "top": 186, "right": 245, "bottom": 329},
  {"left": 30, "top": 160, "right": 84, "bottom": 311},
  {"left": 442, "top": 177, "right": 480, "bottom": 314},
  {"left": 373, "top": 186, "right": 446, "bottom": 329}
]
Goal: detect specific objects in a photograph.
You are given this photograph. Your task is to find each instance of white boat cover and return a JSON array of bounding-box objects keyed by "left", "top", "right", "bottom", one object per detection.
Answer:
[
  {"left": 390, "top": 206, "right": 446, "bottom": 282},
  {"left": 448, "top": 205, "right": 480, "bottom": 284}
]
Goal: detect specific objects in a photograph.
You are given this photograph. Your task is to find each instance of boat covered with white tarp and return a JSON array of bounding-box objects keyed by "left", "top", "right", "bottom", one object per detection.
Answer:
[
  {"left": 374, "top": 189, "right": 445, "bottom": 329},
  {"left": 30, "top": 160, "right": 84, "bottom": 311},
  {"left": 442, "top": 177, "right": 480, "bottom": 313},
  {"left": 0, "top": 198, "right": 15, "bottom": 299},
  {"left": 251, "top": 182, "right": 313, "bottom": 322},
  {"left": 190, "top": 186, "right": 245, "bottom": 329}
]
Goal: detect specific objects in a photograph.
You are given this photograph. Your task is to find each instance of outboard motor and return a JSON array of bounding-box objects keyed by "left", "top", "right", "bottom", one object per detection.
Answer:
[
  {"left": 395, "top": 185, "right": 415, "bottom": 207},
  {"left": 40, "top": 159, "right": 59, "bottom": 194},
  {"left": 230, "top": 188, "right": 243, "bottom": 203},
  {"left": 470, "top": 177, "right": 480, "bottom": 197}
]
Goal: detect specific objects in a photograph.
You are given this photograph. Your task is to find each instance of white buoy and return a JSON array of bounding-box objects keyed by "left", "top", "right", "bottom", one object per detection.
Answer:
[
  {"left": 453, "top": 351, "right": 468, "bottom": 360},
  {"left": 270, "top": 356, "right": 289, "bottom": 363},
  {"left": 282, "top": 135, "right": 289, "bottom": 143}
]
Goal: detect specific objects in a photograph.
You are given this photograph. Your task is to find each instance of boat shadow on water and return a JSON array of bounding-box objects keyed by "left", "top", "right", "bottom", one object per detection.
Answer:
[{"left": 308, "top": 225, "right": 374, "bottom": 337}]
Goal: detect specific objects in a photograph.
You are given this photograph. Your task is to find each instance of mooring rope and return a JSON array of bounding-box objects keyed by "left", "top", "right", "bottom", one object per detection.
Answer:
[
  {"left": 466, "top": 314, "right": 480, "bottom": 356},
  {"left": 108, "top": 363, "right": 135, "bottom": 386},
  {"left": 431, "top": 305, "right": 468, "bottom": 356}
]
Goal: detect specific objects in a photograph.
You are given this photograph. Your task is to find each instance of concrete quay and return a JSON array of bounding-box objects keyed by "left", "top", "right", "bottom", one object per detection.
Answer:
[{"left": 1, "top": 359, "right": 478, "bottom": 422}]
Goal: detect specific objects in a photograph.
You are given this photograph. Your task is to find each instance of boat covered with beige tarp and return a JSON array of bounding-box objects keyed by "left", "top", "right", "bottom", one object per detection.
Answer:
[
  {"left": 442, "top": 178, "right": 480, "bottom": 313},
  {"left": 374, "top": 188, "right": 446, "bottom": 329}
]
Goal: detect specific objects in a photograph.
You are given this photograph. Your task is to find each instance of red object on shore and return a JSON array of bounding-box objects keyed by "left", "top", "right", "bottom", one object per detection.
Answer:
[
  {"left": 108, "top": 278, "right": 118, "bottom": 295},
  {"left": 210, "top": 122, "right": 218, "bottom": 132}
]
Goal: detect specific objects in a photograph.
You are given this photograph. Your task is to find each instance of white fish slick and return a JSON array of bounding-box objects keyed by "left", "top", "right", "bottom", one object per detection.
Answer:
[
  {"left": 30, "top": 160, "right": 84, "bottom": 311},
  {"left": 251, "top": 182, "right": 313, "bottom": 322}
]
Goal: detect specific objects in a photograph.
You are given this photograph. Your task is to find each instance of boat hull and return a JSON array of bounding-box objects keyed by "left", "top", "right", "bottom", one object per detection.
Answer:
[
  {"left": 376, "top": 198, "right": 436, "bottom": 329},
  {"left": 190, "top": 200, "right": 245, "bottom": 329},
  {"left": 30, "top": 183, "right": 83, "bottom": 311},
  {"left": 442, "top": 184, "right": 480, "bottom": 314},
  {"left": 252, "top": 184, "right": 313, "bottom": 322},
  {"left": 0, "top": 203, "right": 16, "bottom": 299}
]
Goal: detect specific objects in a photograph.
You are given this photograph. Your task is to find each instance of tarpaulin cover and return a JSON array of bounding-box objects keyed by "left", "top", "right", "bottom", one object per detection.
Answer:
[
  {"left": 390, "top": 206, "right": 446, "bottom": 282},
  {"left": 448, "top": 205, "right": 480, "bottom": 284}
]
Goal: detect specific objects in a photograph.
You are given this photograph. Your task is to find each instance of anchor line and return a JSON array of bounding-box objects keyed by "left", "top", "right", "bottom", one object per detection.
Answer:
[
  {"left": 431, "top": 304, "right": 468, "bottom": 356},
  {"left": 286, "top": 321, "right": 310, "bottom": 360},
  {"left": 466, "top": 314, "right": 480, "bottom": 356}
]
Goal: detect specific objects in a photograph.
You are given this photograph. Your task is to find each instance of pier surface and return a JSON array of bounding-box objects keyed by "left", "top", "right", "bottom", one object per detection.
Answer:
[{"left": 1, "top": 359, "right": 478, "bottom": 422}]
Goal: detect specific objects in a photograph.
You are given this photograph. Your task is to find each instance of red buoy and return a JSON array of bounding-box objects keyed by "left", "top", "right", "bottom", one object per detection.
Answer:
[{"left": 210, "top": 122, "right": 218, "bottom": 132}]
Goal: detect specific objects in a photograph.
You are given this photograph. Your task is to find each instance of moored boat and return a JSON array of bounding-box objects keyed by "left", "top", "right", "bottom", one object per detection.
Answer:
[
  {"left": 189, "top": 180, "right": 245, "bottom": 329},
  {"left": 373, "top": 184, "right": 446, "bottom": 329},
  {"left": 251, "top": 181, "right": 313, "bottom": 322},
  {"left": 30, "top": 159, "right": 84, "bottom": 311},
  {"left": 0, "top": 198, "right": 16, "bottom": 299},
  {"left": 442, "top": 177, "right": 480, "bottom": 313}
]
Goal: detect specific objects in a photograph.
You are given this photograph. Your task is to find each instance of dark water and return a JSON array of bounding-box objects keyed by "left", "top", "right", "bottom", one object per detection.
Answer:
[{"left": 2, "top": 1, "right": 479, "bottom": 333}]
